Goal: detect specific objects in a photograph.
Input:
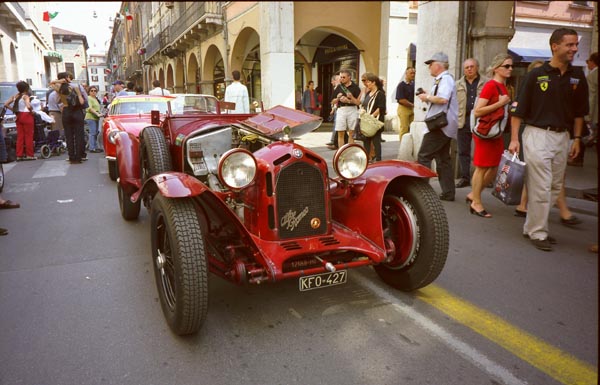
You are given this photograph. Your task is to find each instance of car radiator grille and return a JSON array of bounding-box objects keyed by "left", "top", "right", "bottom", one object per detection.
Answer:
[{"left": 276, "top": 162, "right": 327, "bottom": 239}]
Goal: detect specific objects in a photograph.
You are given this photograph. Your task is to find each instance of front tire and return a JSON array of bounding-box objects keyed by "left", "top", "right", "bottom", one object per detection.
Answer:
[
  {"left": 141, "top": 126, "right": 172, "bottom": 183},
  {"left": 374, "top": 178, "right": 449, "bottom": 291},
  {"left": 151, "top": 194, "right": 209, "bottom": 336}
]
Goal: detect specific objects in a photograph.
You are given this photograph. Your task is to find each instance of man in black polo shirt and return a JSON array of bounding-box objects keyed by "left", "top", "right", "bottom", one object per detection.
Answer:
[
  {"left": 509, "top": 28, "right": 589, "bottom": 251},
  {"left": 395, "top": 67, "right": 415, "bottom": 140}
]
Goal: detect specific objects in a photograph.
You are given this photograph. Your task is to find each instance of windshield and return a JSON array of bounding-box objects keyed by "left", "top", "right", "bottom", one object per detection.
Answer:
[
  {"left": 170, "top": 95, "right": 219, "bottom": 115},
  {"left": 109, "top": 98, "right": 170, "bottom": 115},
  {"left": 32, "top": 89, "right": 48, "bottom": 102}
]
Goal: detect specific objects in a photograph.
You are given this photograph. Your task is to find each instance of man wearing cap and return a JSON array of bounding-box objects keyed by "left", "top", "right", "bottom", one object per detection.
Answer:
[
  {"left": 508, "top": 28, "right": 588, "bottom": 251},
  {"left": 416, "top": 52, "right": 459, "bottom": 201},
  {"left": 113, "top": 80, "right": 129, "bottom": 97}
]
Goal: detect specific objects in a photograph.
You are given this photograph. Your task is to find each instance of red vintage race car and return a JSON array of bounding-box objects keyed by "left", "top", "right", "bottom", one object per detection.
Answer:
[
  {"left": 102, "top": 95, "right": 174, "bottom": 180},
  {"left": 113, "top": 95, "right": 449, "bottom": 336}
]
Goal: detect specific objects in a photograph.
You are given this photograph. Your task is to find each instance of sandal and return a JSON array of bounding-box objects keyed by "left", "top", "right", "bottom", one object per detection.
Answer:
[
  {"left": 0, "top": 228, "right": 7, "bottom": 236},
  {"left": 0, "top": 200, "right": 20, "bottom": 209}
]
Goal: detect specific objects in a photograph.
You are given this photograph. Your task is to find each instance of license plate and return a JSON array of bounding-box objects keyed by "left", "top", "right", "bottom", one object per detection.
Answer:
[{"left": 299, "top": 270, "right": 347, "bottom": 291}]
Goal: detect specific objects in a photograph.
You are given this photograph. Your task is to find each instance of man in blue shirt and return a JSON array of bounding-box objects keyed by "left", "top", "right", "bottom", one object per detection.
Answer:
[{"left": 416, "top": 52, "right": 459, "bottom": 201}]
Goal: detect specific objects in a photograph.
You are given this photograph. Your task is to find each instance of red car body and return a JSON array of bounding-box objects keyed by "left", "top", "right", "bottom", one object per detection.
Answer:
[
  {"left": 102, "top": 95, "right": 174, "bottom": 180},
  {"left": 112, "top": 95, "right": 449, "bottom": 335}
]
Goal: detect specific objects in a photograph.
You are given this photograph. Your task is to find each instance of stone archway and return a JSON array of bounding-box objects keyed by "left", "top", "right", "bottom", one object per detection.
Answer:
[
  {"left": 230, "top": 27, "right": 261, "bottom": 103},
  {"left": 158, "top": 68, "right": 165, "bottom": 89},
  {"left": 174, "top": 59, "right": 184, "bottom": 93},
  {"left": 187, "top": 53, "right": 199, "bottom": 94},
  {"left": 202, "top": 44, "right": 225, "bottom": 98},
  {"left": 166, "top": 64, "right": 174, "bottom": 90}
]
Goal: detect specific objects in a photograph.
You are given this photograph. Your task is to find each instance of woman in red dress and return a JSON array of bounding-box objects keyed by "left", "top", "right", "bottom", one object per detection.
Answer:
[{"left": 466, "top": 53, "right": 513, "bottom": 217}]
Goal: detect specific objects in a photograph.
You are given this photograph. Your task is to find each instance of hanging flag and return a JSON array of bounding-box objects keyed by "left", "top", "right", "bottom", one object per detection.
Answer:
[
  {"left": 125, "top": 7, "right": 133, "bottom": 21},
  {"left": 43, "top": 11, "right": 58, "bottom": 22}
]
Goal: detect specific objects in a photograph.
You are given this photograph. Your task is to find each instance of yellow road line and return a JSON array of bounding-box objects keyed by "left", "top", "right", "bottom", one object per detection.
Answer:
[{"left": 416, "top": 285, "right": 597, "bottom": 385}]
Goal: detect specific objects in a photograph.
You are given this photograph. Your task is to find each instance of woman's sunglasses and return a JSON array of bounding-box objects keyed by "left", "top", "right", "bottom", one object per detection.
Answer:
[{"left": 500, "top": 64, "right": 513, "bottom": 69}]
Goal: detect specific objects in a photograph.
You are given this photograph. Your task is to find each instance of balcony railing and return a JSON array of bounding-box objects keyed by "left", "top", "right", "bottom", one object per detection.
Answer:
[{"left": 169, "top": 2, "right": 222, "bottom": 43}]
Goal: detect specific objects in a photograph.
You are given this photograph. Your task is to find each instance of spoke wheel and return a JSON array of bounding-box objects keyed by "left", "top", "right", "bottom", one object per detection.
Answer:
[
  {"left": 374, "top": 178, "right": 449, "bottom": 291},
  {"left": 151, "top": 194, "right": 208, "bottom": 335}
]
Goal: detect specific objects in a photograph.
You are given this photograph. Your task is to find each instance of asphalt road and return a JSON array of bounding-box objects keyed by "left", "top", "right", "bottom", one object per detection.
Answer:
[{"left": 0, "top": 139, "right": 597, "bottom": 385}]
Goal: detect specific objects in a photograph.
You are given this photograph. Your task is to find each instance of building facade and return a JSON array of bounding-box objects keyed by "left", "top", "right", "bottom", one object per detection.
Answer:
[
  {"left": 0, "top": 1, "right": 59, "bottom": 86},
  {"left": 107, "top": 1, "right": 595, "bottom": 114}
]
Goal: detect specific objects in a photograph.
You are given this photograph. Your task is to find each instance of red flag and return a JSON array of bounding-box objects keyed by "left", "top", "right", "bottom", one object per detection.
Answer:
[{"left": 43, "top": 11, "right": 58, "bottom": 22}]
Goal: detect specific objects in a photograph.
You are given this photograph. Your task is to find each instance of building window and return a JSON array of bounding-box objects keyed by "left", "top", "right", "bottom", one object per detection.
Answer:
[
  {"left": 91, "top": 68, "right": 97, "bottom": 74},
  {"left": 65, "top": 63, "right": 75, "bottom": 75},
  {"left": 92, "top": 75, "right": 98, "bottom": 82}
]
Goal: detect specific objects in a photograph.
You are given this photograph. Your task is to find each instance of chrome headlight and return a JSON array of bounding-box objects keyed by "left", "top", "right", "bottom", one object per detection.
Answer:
[
  {"left": 108, "top": 130, "right": 119, "bottom": 145},
  {"left": 333, "top": 144, "right": 368, "bottom": 180},
  {"left": 218, "top": 149, "right": 257, "bottom": 190}
]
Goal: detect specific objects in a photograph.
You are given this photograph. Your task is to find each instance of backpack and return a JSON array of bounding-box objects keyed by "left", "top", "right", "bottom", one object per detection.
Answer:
[
  {"left": 470, "top": 82, "right": 509, "bottom": 139},
  {"left": 59, "top": 83, "right": 85, "bottom": 110}
]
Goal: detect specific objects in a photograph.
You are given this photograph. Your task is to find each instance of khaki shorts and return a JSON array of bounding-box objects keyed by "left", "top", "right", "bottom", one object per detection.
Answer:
[{"left": 334, "top": 106, "right": 358, "bottom": 132}]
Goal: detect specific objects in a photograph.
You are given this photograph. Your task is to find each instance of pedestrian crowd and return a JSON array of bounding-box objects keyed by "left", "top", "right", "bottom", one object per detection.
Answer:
[
  {"left": 1, "top": 29, "right": 596, "bottom": 252},
  {"left": 303, "top": 27, "right": 596, "bottom": 253}
]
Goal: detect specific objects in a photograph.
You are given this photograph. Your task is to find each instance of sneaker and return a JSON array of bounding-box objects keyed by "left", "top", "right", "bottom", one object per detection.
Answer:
[
  {"left": 23, "top": 156, "right": 37, "bottom": 161},
  {"left": 81, "top": 155, "right": 88, "bottom": 161},
  {"left": 530, "top": 238, "right": 553, "bottom": 251}
]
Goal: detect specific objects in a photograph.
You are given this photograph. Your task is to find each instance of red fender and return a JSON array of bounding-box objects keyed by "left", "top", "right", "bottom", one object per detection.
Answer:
[
  {"left": 331, "top": 160, "right": 436, "bottom": 248},
  {"left": 134, "top": 172, "right": 210, "bottom": 200},
  {"left": 115, "top": 132, "right": 141, "bottom": 194}
]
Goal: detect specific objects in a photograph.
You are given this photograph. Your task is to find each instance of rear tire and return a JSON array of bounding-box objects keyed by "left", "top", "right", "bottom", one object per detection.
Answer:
[
  {"left": 151, "top": 194, "right": 208, "bottom": 335},
  {"left": 374, "top": 178, "right": 449, "bottom": 291},
  {"left": 108, "top": 159, "right": 117, "bottom": 181},
  {"left": 118, "top": 181, "right": 141, "bottom": 220}
]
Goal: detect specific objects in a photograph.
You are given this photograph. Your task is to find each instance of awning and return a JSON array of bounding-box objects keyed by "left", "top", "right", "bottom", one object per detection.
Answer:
[
  {"left": 44, "top": 50, "right": 63, "bottom": 62},
  {"left": 508, "top": 48, "right": 551, "bottom": 63}
]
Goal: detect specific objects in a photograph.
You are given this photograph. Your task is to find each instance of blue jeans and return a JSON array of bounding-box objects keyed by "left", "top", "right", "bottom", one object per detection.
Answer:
[{"left": 85, "top": 119, "right": 99, "bottom": 150}]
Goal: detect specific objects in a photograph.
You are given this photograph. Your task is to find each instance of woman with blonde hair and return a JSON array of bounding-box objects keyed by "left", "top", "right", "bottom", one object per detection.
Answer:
[{"left": 466, "top": 53, "right": 513, "bottom": 217}]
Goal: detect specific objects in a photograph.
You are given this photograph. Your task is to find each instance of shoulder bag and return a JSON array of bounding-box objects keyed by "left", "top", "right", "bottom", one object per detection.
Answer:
[
  {"left": 359, "top": 91, "right": 384, "bottom": 137},
  {"left": 470, "top": 82, "right": 508, "bottom": 139},
  {"left": 424, "top": 76, "right": 450, "bottom": 131}
]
